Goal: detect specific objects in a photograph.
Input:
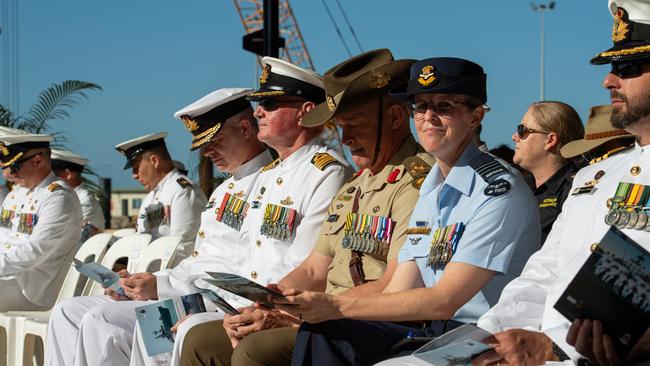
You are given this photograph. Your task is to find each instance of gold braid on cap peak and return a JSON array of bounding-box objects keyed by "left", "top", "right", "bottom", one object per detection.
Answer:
[
  {"left": 248, "top": 90, "right": 286, "bottom": 97},
  {"left": 1, "top": 152, "right": 24, "bottom": 168},
  {"left": 191, "top": 124, "right": 222, "bottom": 149},
  {"left": 598, "top": 44, "right": 650, "bottom": 57}
]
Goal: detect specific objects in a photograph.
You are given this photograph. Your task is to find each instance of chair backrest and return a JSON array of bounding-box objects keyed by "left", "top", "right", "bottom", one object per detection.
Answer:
[
  {"left": 85, "top": 233, "right": 152, "bottom": 296},
  {"left": 133, "top": 235, "right": 183, "bottom": 273},
  {"left": 111, "top": 228, "right": 137, "bottom": 238}
]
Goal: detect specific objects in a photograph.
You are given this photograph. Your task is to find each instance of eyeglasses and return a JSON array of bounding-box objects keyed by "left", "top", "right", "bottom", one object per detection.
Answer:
[
  {"left": 408, "top": 99, "right": 475, "bottom": 118},
  {"left": 258, "top": 99, "right": 304, "bottom": 112},
  {"left": 6, "top": 152, "right": 43, "bottom": 174},
  {"left": 516, "top": 124, "right": 550, "bottom": 139},
  {"left": 610, "top": 62, "right": 644, "bottom": 79}
]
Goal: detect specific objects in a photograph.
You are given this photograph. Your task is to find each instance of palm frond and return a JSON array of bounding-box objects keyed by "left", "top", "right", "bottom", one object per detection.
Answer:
[
  {"left": 0, "top": 105, "right": 16, "bottom": 127},
  {"left": 19, "top": 80, "right": 102, "bottom": 133}
]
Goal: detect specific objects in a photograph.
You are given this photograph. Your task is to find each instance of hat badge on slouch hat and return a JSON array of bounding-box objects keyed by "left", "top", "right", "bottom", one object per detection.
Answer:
[
  {"left": 368, "top": 71, "right": 391, "bottom": 89},
  {"left": 418, "top": 65, "right": 438, "bottom": 87}
]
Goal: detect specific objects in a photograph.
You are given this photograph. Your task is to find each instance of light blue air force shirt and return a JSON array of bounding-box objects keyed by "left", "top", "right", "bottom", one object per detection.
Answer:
[{"left": 398, "top": 143, "right": 541, "bottom": 324}]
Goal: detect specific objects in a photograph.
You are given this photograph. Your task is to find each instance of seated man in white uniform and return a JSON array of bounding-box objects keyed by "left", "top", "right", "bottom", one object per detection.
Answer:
[
  {"left": 126, "top": 59, "right": 353, "bottom": 366},
  {"left": 46, "top": 77, "right": 349, "bottom": 366},
  {"left": 474, "top": 1, "right": 650, "bottom": 365},
  {"left": 116, "top": 132, "right": 207, "bottom": 266},
  {"left": 51, "top": 149, "right": 106, "bottom": 241},
  {"left": 0, "top": 133, "right": 82, "bottom": 311}
]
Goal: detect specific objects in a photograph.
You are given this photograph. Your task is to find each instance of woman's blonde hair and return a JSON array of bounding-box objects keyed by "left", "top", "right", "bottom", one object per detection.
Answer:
[{"left": 528, "top": 101, "right": 585, "bottom": 150}]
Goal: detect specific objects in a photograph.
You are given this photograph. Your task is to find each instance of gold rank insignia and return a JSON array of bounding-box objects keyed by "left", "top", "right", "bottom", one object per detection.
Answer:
[
  {"left": 176, "top": 177, "right": 193, "bottom": 188},
  {"left": 261, "top": 158, "right": 280, "bottom": 172},
  {"left": 48, "top": 183, "right": 62, "bottom": 192},
  {"left": 369, "top": 71, "right": 390, "bottom": 89},
  {"left": 612, "top": 8, "right": 630, "bottom": 43},
  {"left": 260, "top": 64, "right": 271, "bottom": 84},
  {"left": 311, "top": 153, "right": 340, "bottom": 171},
  {"left": 412, "top": 176, "right": 425, "bottom": 189},
  {"left": 280, "top": 196, "right": 293, "bottom": 206},
  {"left": 326, "top": 95, "right": 336, "bottom": 112},
  {"left": 181, "top": 116, "right": 200, "bottom": 132},
  {"left": 418, "top": 65, "right": 437, "bottom": 87},
  {"left": 0, "top": 142, "right": 8, "bottom": 157}
]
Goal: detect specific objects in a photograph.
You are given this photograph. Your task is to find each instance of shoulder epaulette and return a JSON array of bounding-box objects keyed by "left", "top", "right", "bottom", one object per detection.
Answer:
[
  {"left": 589, "top": 144, "right": 634, "bottom": 165},
  {"left": 48, "top": 183, "right": 63, "bottom": 192},
  {"left": 176, "top": 177, "right": 192, "bottom": 188},
  {"left": 261, "top": 158, "right": 280, "bottom": 172},
  {"left": 403, "top": 156, "right": 432, "bottom": 189},
  {"left": 469, "top": 153, "right": 511, "bottom": 183},
  {"left": 311, "top": 153, "right": 341, "bottom": 171},
  {"left": 403, "top": 156, "right": 432, "bottom": 178},
  {"left": 469, "top": 153, "right": 512, "bottom": 197}
]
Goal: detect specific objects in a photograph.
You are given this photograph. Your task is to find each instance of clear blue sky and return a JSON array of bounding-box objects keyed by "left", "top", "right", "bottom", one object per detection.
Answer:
[{"left": 4, "top": 0, "right": 613, "bottom": 188}]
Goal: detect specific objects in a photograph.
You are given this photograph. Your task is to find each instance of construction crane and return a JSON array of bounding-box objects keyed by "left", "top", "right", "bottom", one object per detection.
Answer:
[{"left": 233, "top": 0, "right": 315, "bottom": 71}]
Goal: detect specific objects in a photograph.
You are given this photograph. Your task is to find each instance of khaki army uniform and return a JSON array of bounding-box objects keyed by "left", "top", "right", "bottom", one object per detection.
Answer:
[{"left": 180, "top": 136, "right": 435, "bottom": 366}]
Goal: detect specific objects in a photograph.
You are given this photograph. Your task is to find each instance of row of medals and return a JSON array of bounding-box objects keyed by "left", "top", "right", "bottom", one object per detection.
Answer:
[{"left": 603, "top": 182, "right": 650, "bottom": 231}]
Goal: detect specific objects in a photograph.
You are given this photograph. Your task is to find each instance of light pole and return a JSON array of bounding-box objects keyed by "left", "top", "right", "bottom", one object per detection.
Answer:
[{"left": 531, "top": 1, "right": 555, "bottom": 101}]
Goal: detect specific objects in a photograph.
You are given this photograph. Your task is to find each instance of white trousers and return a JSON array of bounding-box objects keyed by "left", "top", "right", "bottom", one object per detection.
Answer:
[
  {"left": 45, "top": 295, "right": 145, "bottom": 366},
  {"left": 0, "top": 278, "right": 46, "bottom": 311},
  {"left": 130, "top": 312, "right": 224, "bottom": 366}
]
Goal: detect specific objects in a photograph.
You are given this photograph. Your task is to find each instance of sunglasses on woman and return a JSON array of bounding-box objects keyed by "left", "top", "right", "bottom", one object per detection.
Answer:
[{"left": 516, "top": 124, "right": 550, "bottom": 139}]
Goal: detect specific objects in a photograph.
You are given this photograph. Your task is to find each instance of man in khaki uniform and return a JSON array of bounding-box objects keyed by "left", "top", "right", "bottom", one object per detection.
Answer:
[{"left": 181, "top": 49, "right": 435, "bottom": 366}]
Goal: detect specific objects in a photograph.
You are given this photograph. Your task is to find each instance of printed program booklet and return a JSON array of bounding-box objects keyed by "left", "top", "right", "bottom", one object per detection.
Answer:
[
  {"left": 554, "top": 226, "right": 650, "bottom": 358},
  {"left": 203, "top": 271, "right": 289, "bottom": 308},
  {"left": 375, "top": 324, "right": 493, "bottom": 366},
  {"left": 191, "top": 283, "right": 240, "bottom": 315},
  {"left": 135, "top": 293, "right": 206, "bottom": 356},
  {"left": 73, "top": 258, "right": 127, "bottom": 297}
]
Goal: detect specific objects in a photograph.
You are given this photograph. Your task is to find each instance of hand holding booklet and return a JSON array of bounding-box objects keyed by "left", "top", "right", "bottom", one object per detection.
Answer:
[
  {"left": 375, "top": 324, "right": 493, "bottom": 366},
  {"left": 73, "top": 258, "right": 127, "bottom": 298},
  {"left": 554, "top": 226, "right": 650, "bottom": 358},
  {"left": 203, "top": 271, "right": 290, "bottom": 308}
]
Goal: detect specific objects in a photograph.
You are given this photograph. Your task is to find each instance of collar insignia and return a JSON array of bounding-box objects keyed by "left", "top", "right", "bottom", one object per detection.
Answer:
[
  {"left": 260, "top": 64, "right": 271, "bottom": 85},
  {"left": 369, "top": 71, "right": 390, "bottom": 89},
  {"left": 181, "top": 116, "right": 200, "bottom": 132},
  {"left": 326, "top": 95, "right": 336, "bottom": 112},
  {"left": 612, "top": 8, "right": 630, "bottom": 43},
  {"left": 418, "top": 65, "right": 437, "bottom": 87}
]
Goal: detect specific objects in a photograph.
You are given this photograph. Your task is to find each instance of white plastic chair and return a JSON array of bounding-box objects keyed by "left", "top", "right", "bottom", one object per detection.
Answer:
[
  {"left": 1, "top": 233, "right": 113, "bottom": 366},
  {"left": 12, "top": 233, "right": 149, "bottom": 365},
  {"left": 133, "top": 235, "right": 183, "bottom": 273},
  {"left": 86, "top": 233, "right": 152, "bottom": 296},
  {"left": 111, "top": 228, "right": 137, "bottom": 238}
]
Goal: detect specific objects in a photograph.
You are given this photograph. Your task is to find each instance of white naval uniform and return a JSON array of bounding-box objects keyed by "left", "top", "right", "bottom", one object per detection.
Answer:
[
  {"left": 134, "top": 169, "right": 206, "bottom": 269},
  {"left": 478, "top": 142, "right": 650, "bottom": 364},
  {"left": 45, "top": 151, "right": 272, "bottom": 366},
  {"left": 130, "top": 138, "right": 353, "bottom": 366},
  {"left": 0, "top": 185, "right": 7, "bottom": 205},
  {"left": 75, "top": 185, "right": 106, "bottom": 231},
  {"left": 0, "top": 172, "right": 82, "bottom": 311}
]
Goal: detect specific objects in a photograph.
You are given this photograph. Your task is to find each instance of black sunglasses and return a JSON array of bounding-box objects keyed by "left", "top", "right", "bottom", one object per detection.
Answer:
[
  {"left": 258, "top": 99, "right": 304, "bottom": 112},
  {"left": 6, "top": 152, "right": 43, "bottom": 174},
  {"left": 408, "top": 99, "right": 475, "bottom": 117},
  {"left": 611, "top": 62, "right": 644, "bottom": 79},
  {"left": 517, "top": 124, "right": 550, "bottom": 139}
]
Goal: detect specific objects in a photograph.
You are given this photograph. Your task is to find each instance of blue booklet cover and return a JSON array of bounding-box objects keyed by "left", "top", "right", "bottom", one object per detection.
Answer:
[
  {"left": 135, "top": 293, "right": 206, "bottom": 356},
  {"left": 73, "top": 258, "right": 126, "bottom": 297}
]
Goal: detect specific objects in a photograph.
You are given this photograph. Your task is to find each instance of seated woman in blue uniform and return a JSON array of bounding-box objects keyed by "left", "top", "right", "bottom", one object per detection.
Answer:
[{"left": 270, "top": 57, "right": 542, "bottom": 365}]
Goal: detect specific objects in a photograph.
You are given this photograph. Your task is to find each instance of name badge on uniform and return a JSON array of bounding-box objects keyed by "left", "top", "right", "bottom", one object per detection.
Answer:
[
  {"left": 572, "top": 170, "right": 606, "bottom": 196},
  {"left": 427, "top": 222, "right": 465, "bottom": 268},
  {"left": 260, "top": 203, "right": 297, "bottom": 241},
  {"left": 538, "top": 197, "right": 558, "bottom": 208},
  {"left": 0, "top": 209, "right": 15, "bottom": 229},
  {"left": 341, "top": 212, "right": 393, "bottom": 256},
  {"left": 604, "top": 182, "right": 650, "bottom": 231},
  {"left": 17, "top": 213, "right": 38, "bottom": 235},
  {"left": 145, "top": 204, "right": 169, "bottom": 229},
  {"left": 215, "top": 193, "right": 249, "bottom": 231}
]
